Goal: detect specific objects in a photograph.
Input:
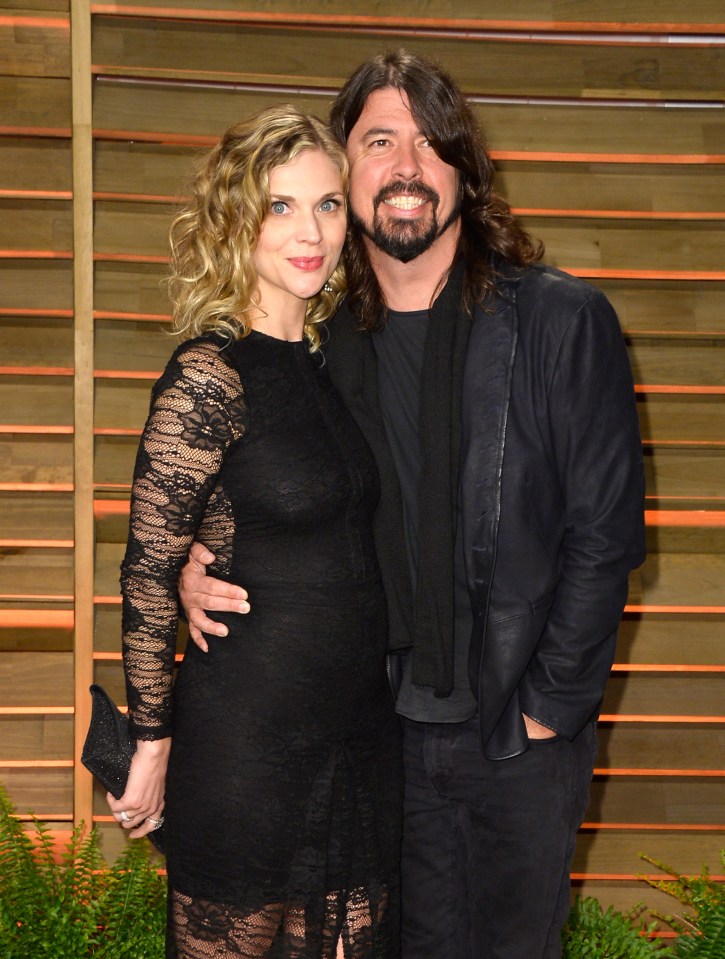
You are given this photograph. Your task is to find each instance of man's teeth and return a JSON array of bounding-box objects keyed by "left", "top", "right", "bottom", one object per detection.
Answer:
[{"left": 385, "top": 196, "right": 425, "bottom": 210}]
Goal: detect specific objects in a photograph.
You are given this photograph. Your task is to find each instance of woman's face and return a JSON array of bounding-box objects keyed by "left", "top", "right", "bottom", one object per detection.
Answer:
[{"left": 252, "top": 149, "right": 346, "bottom": 318}]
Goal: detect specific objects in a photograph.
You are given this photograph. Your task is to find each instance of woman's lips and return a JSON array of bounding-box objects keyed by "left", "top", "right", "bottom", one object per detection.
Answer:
[{"left": 287, "top": 257, "right": 325, "bottom": 271}]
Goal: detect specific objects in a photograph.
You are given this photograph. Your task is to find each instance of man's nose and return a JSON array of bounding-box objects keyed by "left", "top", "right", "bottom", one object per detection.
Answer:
[{"left": 391, "top": 141, "right": 422, "bottom": 180}]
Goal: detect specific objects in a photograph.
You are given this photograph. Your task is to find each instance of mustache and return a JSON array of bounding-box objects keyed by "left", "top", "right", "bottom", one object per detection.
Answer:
[{"left": 374, "top": 181, "right": 440, "bottom": 207}]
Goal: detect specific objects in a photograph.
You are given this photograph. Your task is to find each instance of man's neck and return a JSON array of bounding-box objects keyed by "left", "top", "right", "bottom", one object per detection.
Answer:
[{"left": 365, "top": 225, "right": 460, "bottom": 312}]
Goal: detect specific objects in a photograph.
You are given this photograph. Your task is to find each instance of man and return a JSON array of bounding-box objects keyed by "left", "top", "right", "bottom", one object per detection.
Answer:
[{"left": 178, "top": 51, "right": 645, "bottom": 959}]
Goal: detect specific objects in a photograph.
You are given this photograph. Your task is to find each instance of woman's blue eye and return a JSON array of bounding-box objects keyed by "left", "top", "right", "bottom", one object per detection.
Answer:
[
  {"left": 271, "top": 202, "right": 287, "bottom": 214},
  {"left": 320, "top": 200, "right": 336, "bottom": 212}
]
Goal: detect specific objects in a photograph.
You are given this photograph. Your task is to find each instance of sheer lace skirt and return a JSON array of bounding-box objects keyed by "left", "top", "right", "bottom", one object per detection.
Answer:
[{"left": 165, "top": 736, "right": 400, "bottom": 959}]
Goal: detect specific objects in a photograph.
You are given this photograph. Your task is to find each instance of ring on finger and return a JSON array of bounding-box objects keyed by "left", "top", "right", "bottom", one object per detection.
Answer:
[
  {"left": 147, "top": 815, "right": 165, "bottom": 830},
  {"left": 119, "top": 810, "right": 133, "bottom": 823}
]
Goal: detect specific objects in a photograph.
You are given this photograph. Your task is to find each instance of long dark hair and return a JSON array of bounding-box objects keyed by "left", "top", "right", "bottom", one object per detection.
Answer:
[{"left": 329, "top": 49, "right": 543, "bottom": 329}]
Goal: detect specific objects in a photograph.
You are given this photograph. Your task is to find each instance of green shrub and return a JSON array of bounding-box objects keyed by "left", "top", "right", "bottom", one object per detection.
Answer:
[
  {"left": 562, "top": 896, "right": 672, "bottom": 958},
  {"left": 641, "top": 852, "right": 725, "bottom": 959},
  {"left": 0, "top": 784, "right": 165, "bottom": 958}
]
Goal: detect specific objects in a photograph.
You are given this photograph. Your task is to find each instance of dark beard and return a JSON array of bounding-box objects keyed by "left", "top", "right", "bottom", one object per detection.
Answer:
[{"left": 351, "top": 182, "right": 460, "bottom": 264}]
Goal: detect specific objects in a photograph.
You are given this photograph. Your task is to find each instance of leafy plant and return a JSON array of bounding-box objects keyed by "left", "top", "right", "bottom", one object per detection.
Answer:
[
  {"left": 562, "top": 896, "right": 672, "bottom": 958},
  {"left": 641, "top": 852, "right": 725, "bottom": 959},
  {"left": 0, "top": 784, "right": 166, "bottom": 958}
]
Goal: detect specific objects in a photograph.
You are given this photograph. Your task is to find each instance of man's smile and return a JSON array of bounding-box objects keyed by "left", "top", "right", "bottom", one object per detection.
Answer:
[{"left": 384, "top": 195, "right": 427, "bottom": 211}]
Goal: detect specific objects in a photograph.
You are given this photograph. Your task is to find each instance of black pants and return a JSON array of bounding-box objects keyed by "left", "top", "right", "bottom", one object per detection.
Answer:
[{"left": 400, "top": 715, "right": 597, "bottom": 959}]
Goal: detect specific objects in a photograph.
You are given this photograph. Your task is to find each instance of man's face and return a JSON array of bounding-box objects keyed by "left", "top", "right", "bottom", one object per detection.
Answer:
[{"left": 345, "top": 87, "right": 461, "bottom": 263}]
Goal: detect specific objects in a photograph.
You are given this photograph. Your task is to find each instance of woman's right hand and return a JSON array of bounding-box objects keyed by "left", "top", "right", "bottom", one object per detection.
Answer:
[
  {"left": 178, "top": 542, "right": 251, "bottom": 651},
  {"left": 107, "top": 737, "right": 171, "bottom": 839}
]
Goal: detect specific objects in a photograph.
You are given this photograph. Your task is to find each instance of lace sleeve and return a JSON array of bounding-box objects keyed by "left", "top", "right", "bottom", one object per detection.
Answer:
[{"left": 120, "top": 337, "right": 247, "bottom": 740}]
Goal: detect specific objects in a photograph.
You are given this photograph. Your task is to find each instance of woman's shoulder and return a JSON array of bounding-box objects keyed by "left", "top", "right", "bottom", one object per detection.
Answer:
[{"left": 156, "top": 332, "right": 243, "bottom": 399}]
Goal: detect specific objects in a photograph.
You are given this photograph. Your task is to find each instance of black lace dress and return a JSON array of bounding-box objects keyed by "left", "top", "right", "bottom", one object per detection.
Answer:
[{"left": 120, "top": 331, "right": 402, "bottom": 959}]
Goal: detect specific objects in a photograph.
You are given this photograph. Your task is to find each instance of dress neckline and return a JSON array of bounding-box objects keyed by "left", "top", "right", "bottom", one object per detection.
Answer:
[{"left": 248, "top": 328, "right": 305, "bottom": 348}]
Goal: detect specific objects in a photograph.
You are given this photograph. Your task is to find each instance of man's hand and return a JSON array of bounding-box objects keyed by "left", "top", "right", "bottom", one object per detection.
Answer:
[
  {"left": 178, "top": 542, "right": 250, "bottom": 652},
  {"left": 523, "top": 713, "right": 557, "bottom": 740}
]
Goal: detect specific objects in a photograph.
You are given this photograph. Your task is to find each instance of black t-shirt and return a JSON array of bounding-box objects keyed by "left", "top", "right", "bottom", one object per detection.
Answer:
[{"left": 373, "top": 309, "right": 476, "bottom": 722}]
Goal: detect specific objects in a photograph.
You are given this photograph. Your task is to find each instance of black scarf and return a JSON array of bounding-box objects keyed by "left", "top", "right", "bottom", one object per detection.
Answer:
[{"left": 411, "top": 261, "right": 470, "bottom": 695}]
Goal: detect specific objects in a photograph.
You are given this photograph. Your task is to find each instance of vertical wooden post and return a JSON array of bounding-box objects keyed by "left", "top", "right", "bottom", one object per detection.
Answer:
[{"left": 70, "top": 0, "right": 95, "bottom": 832}]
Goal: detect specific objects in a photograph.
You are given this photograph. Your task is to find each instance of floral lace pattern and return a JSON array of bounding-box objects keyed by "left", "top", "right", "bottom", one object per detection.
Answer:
[{"left": 121, "top": 332, "right": 401, "bottom": 958}]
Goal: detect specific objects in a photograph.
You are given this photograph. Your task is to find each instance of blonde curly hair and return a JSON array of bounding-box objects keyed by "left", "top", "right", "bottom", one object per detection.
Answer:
[{"left": 167, "top": 105, "right": 348, "bottom": 351}]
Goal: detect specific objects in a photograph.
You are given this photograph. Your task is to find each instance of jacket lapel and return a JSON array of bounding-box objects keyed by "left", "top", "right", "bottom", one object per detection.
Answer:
[{"left": 461, "top": 285, "right": 518, "bottom": 683}]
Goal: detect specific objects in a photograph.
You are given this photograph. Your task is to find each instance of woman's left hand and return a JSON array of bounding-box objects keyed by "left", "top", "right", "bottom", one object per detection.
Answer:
[{"left": 106, "top": 737, "right": 171, "bottom": 839}]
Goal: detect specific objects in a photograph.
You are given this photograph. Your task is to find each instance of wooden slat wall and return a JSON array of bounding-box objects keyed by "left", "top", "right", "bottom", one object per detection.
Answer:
[{"left": 1, "top": 0, "right": 722, "bottom": 918}]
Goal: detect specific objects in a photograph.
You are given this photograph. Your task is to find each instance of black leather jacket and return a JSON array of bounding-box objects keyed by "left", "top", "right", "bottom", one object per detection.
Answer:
[{"left": 324, "top": 263, "right": 646, "bottom": 760}]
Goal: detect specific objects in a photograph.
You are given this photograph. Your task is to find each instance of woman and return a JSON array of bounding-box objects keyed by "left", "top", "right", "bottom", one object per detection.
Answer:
[{"left": 107, "top": 106, "right": 401, "bottom": 958}]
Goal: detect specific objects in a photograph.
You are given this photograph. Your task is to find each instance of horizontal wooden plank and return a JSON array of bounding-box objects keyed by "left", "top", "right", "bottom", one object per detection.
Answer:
[
  {"left": 598, "top": 725, "right": 725, "bottom": 771},
  {"left": 602, "top": 672, "right": 725, "bottom": 716},
  {"left": 93, "top": 139, "right": 197, "bottom": 196},
  {"left": 646, "top": 524, "right": 725, "bottom": 555},
  {"left": 628, "top": 339, "right": 725, "bottom": 388},
  {"left": 91, "top": 17, "right": 725, "bottom": 100},
  {"left": 7, "top": 2, "right": 69, "bottom": 12},
  {"left": 0, "top": 491, "right": 72, "bottom": 539},
  {"left": 94, "top": 432, "right": 140, "bottom": 487},
  {"left": 91, "top": 82, "right": 725, "bottom": 156},
  {"left": 601, "top": 280, "right": 725, "bottom": 336},
  {"left": 0, "top": 316, "right": 73, "bottom": 367},
  {"left": 637, "top": 393, "right": 725, "bottom": 444},
  {"left": 0, "top": 76, "right": 70, "bottom": 132},
  {"left": 0, "top": 12, "right": 69, "bottom": 79},
  {"left": 0, "top": 137, "right": 71, "bottom": 194},
  {"left": 0, "top": 621, "right": 74, "bottom": 651},
  {"left": 571, "top": 830, "right": 724, "bottom": 877},
  {"left": 619, "top": 613, "right": 725, "bottom": 665},
  {"left": 645, "top": 447, "right": 725, "bottom": 501},
  {"left": 639, "top": 553, "right": 725, "bottom": 607},
  {"left": 573, "top": 775, "right": 722, "bottom": 826},
  {"left": 94, "top": 260, "right": 169, "bottom": 316},
  {"left": 0, "top": 375, "right": 72, "bottom": 425},
  {"left": 0, "top": 432, "right": 72, "bottom": 484},
  {"left": 0, "top": 714, "right": 72, "bottom": 759},
  {"left": 85, "top": 0, "right": 722, "bottom": 36},
  {"left": 95, "top": 318, "right": 172, "bottom": 374},
  {"left": 0, "top": 198, "right": 72, "bottom": 251},
  {"left": 526, "top": 218, "right": 725, "bottom": 274},
  {"left": 498, "top": 161, "right": 725, "bottom": 216},
  {"left": 0, "top": 261, "right": 73, "bottom": 311},
  {"left": 94, "top": 198, "right": 172, "bottom": 256},
  {"left": 0, "top": 547, "right": 73, "bottom": 596},
  {"left": 0, "top": 767, "right": 72, "bottom": 814},
  {"left": 0, "top": 651, "right": 72, "bottom": 705},
  {"left": 93, "top": 377, "right": 153, "bottom": 430},
  {"left": 87, "top": 1, "right": 725, "bottom": 30}
]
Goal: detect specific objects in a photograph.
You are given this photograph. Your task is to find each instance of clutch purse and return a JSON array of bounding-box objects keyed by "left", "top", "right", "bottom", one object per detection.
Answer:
[{"left": 81, "top": 683, "right": 165, "bottom": 853}]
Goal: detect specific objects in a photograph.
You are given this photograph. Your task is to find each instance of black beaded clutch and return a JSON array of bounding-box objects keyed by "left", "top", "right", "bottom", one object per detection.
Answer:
[{"left": 81, "top": 683, "right": 165, "bottom": 853}]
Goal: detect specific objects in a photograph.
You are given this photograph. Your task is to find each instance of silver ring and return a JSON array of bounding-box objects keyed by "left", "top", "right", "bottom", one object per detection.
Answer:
[
  {"left": 147, "top": 815, "right": 165, "bottom": 830},
  {"left": 119, "top": 810, "right": 133, "bottom": 823}
]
